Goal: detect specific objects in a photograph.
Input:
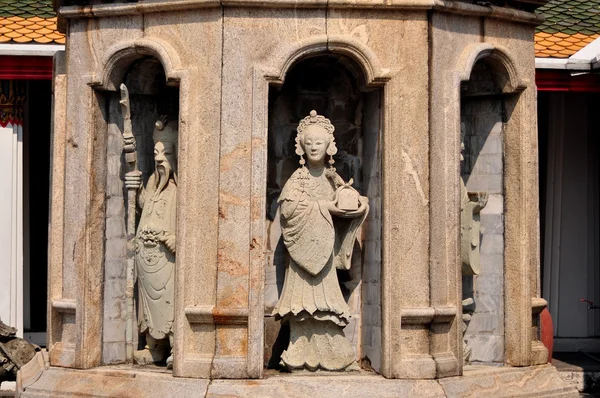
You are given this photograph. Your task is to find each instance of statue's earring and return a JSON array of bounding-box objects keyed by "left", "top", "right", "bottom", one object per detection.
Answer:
[
  {"left": 299, "top": 155, "right": 306, "bottom": 166},
  {"left": 326, "top": 140, "right": 337, "bottom": 169}
]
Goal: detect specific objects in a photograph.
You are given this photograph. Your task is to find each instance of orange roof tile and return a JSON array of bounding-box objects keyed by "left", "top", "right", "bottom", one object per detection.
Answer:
[
  {"left": 0, "top": 15, "right": 64, "bottom": 44},
  {"left": 0, "top": 1, "right": 64, "bottom": 45},
  {"left": 535, "top": 32, "right": 600, "bottom": 58}
]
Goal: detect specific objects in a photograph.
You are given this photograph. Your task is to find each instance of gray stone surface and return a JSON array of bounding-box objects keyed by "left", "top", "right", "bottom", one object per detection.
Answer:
[
  {"left": 461, "top": 93, "right": 505, "bottom": 365},
  {"left": 48, "top": 0, "right": 552, "bottom": 381},
  {"left": 22, "top": 365, "right": 578, "bottom": 397}
]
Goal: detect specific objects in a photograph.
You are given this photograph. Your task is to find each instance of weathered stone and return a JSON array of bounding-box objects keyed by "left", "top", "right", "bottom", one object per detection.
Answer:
[{"left": 41, "top": 0, "right": 562, "bottom": 391}]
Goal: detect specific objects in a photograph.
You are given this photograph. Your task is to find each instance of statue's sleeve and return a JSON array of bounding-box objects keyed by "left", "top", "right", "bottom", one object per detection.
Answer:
[{"left": 278, "top": 171, "right": 335, "bottom": 276}]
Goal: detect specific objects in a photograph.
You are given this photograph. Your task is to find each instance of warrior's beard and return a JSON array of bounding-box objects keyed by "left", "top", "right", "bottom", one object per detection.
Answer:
[{"left": 153, "top": 163, "right": 176, "bottom": 200}]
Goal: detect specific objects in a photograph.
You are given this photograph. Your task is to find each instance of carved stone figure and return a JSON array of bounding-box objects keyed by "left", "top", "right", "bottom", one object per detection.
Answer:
[
  {"left": 460, "top": 124, "right": 488, "bottom": 364},
  {"left": 273, "top": 110, "right": 369, "bottom": 371},
  {"left": 125, "top": 118, "right": 178, "bottom": 369},
  {"left": 0, "top": 319, "right": 37, "bottom": 384}
]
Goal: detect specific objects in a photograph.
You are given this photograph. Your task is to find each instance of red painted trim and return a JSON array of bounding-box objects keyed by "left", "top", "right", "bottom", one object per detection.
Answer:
[
  {"left": 0, "top": 119, "right": 21, "bottom": 128},
  {"left": 536, "top": 70, "right": 600, "bottom": 93},
  {"left": 0, "top": 56, "right": 52, "bottom": 80}
]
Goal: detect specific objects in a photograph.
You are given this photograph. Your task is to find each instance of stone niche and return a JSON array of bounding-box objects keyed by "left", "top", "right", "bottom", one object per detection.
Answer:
[
  {"left": 460, "top": 59, "right": 507, "bottom": 366},
  {"left": 263, "top": 55, "right": 383, "bottom": 371},
  {"left": 38, "top": 0, "right": 577, "bottom": 396},
  {"left": 102, "top": 57, "right": 179, "bottom": 364}
]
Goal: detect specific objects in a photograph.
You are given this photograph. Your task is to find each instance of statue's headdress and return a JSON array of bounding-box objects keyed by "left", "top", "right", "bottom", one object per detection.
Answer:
[
  {"left": 153, "top": 117, "right": 178, "bottom": 151},
  {"left": 295, "top": 110, "right": 337, "bottom": 167}
]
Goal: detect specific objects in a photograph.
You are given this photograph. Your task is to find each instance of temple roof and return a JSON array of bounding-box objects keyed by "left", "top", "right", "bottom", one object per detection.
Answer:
[
  {"left": 0, "top": 0, "right": 65, "bottom": 44},
  {"left": 535, "top": 0, "right": 600, "bottom": 58}
]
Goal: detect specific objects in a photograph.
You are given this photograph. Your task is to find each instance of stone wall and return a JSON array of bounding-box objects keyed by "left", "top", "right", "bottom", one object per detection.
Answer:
[
  {"left": 102, "top": 93, "right": 127, "bottom": 364},
  {"left": 47, "top": 2, "right": 548, "bottom": 377},
  {"left": 461, "top": 65, "right": 505, "bottom": 364}
]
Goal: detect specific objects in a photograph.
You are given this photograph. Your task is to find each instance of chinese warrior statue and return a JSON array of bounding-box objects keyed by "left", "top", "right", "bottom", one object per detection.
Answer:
[
  {"left": 273, "top": 110, "right": 369, "bottom": 371},
  {"left": 125, "top": 118, "right": 177, "bottom": 369}
]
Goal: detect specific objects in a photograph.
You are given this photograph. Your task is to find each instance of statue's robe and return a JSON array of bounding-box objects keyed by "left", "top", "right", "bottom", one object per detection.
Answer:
[
  {"left": 273, "top": 167, "right": 368, "bottom": 371},
  {"left": 135, "top": 174, "right": 177, "bottom": 341}
]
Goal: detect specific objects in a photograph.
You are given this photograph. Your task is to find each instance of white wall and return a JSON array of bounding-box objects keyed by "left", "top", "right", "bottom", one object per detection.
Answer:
[
  {"left": 0, "top": 123, "right": 23, "bottom": 336},
  {"left": 543, "top": 92, "right": 600, "bottom": 349}
]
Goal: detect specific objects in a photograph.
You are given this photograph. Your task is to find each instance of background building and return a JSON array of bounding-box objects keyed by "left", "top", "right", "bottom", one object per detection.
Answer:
[{"left": 0, "top": 0, "right": 64, "bottom": 347}]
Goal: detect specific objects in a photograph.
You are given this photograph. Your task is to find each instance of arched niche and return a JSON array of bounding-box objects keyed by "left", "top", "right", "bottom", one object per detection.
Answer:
[
  {"left": 458, "top": 47, "right": 544, "bottom": 368},
  {"left": 263, "top": 52, "right": 384, "bottom": 372},
  {"left": 460, "top": 55, "right": 512, "bottom": 366},
  {"left": 99, "top": 55, "right": 180, "bottom": 366}
]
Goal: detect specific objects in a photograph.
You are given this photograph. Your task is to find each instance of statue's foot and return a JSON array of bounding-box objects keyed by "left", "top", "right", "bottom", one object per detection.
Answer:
[
  {"left": 133, "top": 348, "right": 154, "bottom": 366},
  {"left": 166, "top": 354, "right": 173, "bottom": 370}
]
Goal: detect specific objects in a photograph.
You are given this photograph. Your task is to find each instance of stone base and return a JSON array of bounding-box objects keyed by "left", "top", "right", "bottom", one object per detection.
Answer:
[{"left": 21, "top": 364, "right": 577, "bottom": 398}]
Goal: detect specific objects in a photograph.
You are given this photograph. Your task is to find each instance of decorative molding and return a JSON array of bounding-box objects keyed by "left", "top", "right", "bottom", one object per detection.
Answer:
[
  {"left": 91, "top": 38, "right": 185, "bottom": 91},
  {"left": 268, "top": 36, "right": 392, "bottom": 88},
  {"left": 52, "top": 299, "right": 76, "bottom": 314},
  {"left": 457, "top": 43, "right": 529, "bottom": 94},
  {"left": 58, "top": 0, "right": 542, "bottom": 24},
  {"left": 184, "top": 306, "right": 249, "bottom": 325},
  {"left": 531, "top": 297, "right": 547, "bottom": 315},
  {"left": 401, "top": 307, "right": 458, "bottom": 325}
]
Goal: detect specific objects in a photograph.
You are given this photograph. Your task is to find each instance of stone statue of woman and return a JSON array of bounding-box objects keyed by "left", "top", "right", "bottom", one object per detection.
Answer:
[{"left": 273, "top": 110, "right": 369, "bottom": 371}]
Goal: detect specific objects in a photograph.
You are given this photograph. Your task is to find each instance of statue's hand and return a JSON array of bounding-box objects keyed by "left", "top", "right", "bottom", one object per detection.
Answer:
[
  {"left": 163, "top": 232, "right": 176, "bottom": 253},
  {"left": 340, "top": 195, "right": 369, "bottom": 218},
  {"left": 326, "top": 200, "right": 347, "bottom": 217},
  {"left": 124, "top": 170, "right": 142, "bottom": 190}
]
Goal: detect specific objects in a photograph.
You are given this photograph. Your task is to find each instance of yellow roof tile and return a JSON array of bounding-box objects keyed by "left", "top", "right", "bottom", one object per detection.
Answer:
[
  {"left": 33, "top": 36, "right": 52, "bottom": 44},
  {"left": 558, "top": 50, "right": 575, "bottom": 56},
  {"left": 4, "top": 31, "right": 22, "bottom": 39},
  {"left": 15, "top": 20, "right": 34, "bottom": 27},
  {"left": 13, "top": 36, "right": 32, "bottom": 43},
  {"left": 538, "top": 40, "right": 555, "bottom": 47},
  {"left": 0, "top": 36, "right": 12, "bottom": 43},
  {"left": 45, "top": 32, "right": 63, "bottom": 40},
  {"left": 565, "top": 37, "right": 582, "bottom": 43},
  {"left": 15, "top": 28, "right": 33, "bottom": 35},
  {"left": 548, "top": 44, "right": 566, "bottom": 51},
  {"left": 36, "top": 27, "right": 53, "bottom": 35}
]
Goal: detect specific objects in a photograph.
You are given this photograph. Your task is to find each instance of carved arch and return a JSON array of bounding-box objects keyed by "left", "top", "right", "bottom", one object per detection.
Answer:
[
  {"left": 90, "top": 37, "right": 186, "bottom": 91},
  {"left": 457, "top": 43, "right": 529, "bottom": 93},
  {"left": 265, "top": 35, "right": 393, "bottom": 86}
]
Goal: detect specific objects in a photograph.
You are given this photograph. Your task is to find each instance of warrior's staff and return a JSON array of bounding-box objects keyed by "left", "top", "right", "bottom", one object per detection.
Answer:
[{"left": 119, "top": 83, "right": 137, "bottom": 363}]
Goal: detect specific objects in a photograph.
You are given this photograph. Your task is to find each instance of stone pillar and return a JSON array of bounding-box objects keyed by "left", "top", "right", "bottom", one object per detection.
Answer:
[
  {"left": 429, "top": 13, "right": 482, "bottom": 378},
  {"left": 47, "top": 18, "right": 106, "bottom": 368},
  {"left": 47, "top": 50, "right": 66, "bottom": 365}
]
